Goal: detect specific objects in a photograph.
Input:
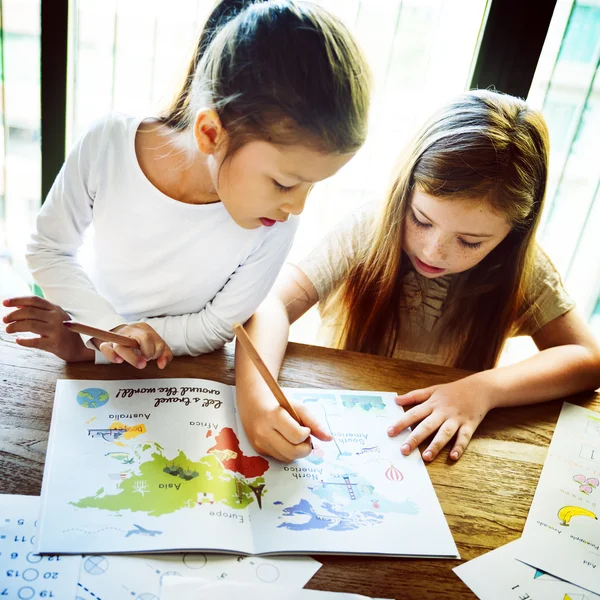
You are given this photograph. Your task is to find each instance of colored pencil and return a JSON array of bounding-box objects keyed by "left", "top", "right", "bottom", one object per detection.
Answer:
[
  {"left": 232, "top": 322, "right": 306, "bottom": 427},
  {"left": 63, "top": 321, "right": 139, "bottom": 348}
]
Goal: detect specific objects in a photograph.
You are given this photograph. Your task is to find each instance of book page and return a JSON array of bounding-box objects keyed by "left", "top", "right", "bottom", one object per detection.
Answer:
[
  {"left": 516, "top": 403, "right": 600, "bottom": 595},
  {"left": 38, "top": 378, "right": 257, "bottom": 554},
  {"left": 244, "top": 389, "right": 458, "bottom": 557}
]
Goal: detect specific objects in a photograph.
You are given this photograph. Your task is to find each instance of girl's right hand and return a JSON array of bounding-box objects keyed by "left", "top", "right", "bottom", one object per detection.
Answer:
[
  {"left": 237, "top": 398, "right": 333, "bottom": 462},
  {"left": 94, "top": 322, "right": 173, "bottom": 369}
]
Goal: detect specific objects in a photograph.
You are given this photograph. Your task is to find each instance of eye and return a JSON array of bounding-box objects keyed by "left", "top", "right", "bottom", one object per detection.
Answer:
[
  {"left": 458, "top": 238, "right": 482, "bottom": 249},
  {"left": 273, "top": 179, "right": 293, "bottom": 193},
  {"left": 409, "top": 210, "right": 431, "bottom": 228}
]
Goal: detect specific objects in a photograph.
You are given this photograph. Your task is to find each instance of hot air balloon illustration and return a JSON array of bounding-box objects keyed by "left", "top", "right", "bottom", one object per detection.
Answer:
[{"left": 385, "top": 464, "right": 403, "bottom": 482}]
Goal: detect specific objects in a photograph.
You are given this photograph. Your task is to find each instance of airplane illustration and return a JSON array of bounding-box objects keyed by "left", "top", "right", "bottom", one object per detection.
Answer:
[{"left": 125, "top": 524, "right": 163, "bottom": 537}]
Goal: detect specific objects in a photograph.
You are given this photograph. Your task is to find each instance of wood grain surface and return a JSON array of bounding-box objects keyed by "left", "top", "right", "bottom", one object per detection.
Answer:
[{"left": 1, "top": 329, "right": 598, "bottom": 599}]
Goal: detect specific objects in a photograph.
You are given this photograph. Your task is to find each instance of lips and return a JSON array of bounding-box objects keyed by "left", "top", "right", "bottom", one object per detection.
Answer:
[
  {"left": 259, "top": 218, "right": 276, "bottom": 227},
  {"left": 414, "top": 256, "right": 445, "bottom": 274}
]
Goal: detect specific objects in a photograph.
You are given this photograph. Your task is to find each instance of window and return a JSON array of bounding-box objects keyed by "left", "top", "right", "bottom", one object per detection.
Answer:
[
  {"left": 528, "top": 0, "right": 600, "bottom": 322},
  {"left": 0, "top": 0, "right": 40, "bottom": 284}
]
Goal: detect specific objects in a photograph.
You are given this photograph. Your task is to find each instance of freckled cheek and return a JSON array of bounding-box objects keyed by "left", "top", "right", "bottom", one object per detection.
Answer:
[
  {"left": 453, "top": 247, "right": 489, "bottom": 271},
  {"left": 403, "top": 224, "right": 426, "bottom": 253}
]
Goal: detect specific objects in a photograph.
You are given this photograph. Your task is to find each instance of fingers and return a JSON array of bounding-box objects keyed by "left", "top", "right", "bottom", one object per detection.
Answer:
[
  {"left": 295, "top": 404, "right": 333, "bottom": 442},
  {"left": 246, "top": 404, "right": 316, "bottom": 462},
  {"left": 97, "top": 342, "right": 125, "bottom": 365},
  {"left": 3, "top": 296, "right": 54, "bottom": 310},
  {"left": 156, "top": 346, "right": 174, "bottom": 370},
  {"left": 449, "top": 425, "right": 475, "bottom": 461},
  {"left": 110, "top": 324, "right": 173, "bottom": 367},
  {"left": 252, "top": 424, "right": 312, "bottom": 463},
  {"left": 265, "top": 432, "right": 313, "bottom": 463},
  {"left": 132, "top": 332, "right": 159, "bottom": 361},
  {"left": 399, "top": 412, "right": 445, "bottom": 457},
  {"left": 422, "top": 420, "right": 460, "bottom": 462},
  {"left": 114, "top": 345, "right": 146, "bottom": 368},
  {"left": 3, "top": 307, "right": 52, "bottom": 325},
  {"left": 5, "top": 319, "right": 53, "bottom": 337},
  {"left": 274, "top": 410, "right": 312, "bottom": 446},
  {"left": 387, "top": 403, "right": 431, "bottom": 438},
  {"left": 395, "top": 387, "right": 436, "bottom": 408},
  {"left": 15, "top": 336, "right": 45, "bottom": 349}
]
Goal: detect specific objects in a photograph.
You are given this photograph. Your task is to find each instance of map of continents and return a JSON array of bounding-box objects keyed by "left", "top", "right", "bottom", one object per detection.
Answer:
[{"left": 73, "top": 427, "right": 269, "bottom": 516}]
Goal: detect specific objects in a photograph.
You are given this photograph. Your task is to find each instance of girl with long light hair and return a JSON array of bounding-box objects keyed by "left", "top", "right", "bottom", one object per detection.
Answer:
[{"left": 235, "top": 90, "right": 600, "bottom": 463}]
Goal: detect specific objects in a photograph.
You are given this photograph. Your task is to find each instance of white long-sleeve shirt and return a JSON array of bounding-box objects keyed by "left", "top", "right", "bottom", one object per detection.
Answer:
[{"left": 26, "top": 113, "right": 299, "bottom": 357}]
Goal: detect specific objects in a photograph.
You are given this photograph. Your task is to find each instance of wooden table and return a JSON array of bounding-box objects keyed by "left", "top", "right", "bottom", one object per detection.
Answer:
[{"left": 1, "top": 329, "right": 599, "bottom": 599}]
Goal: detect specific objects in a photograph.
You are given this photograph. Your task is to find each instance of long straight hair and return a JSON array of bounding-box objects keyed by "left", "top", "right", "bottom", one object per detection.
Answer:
[
  {"left": 334, "top": 90, "right": 550, "bottom": 371},
  {"left": 160, "top": 0, "right": 371, "bottom": 157}
]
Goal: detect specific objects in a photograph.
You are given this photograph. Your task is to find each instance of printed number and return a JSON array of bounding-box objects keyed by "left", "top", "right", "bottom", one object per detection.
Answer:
[
  {"left": 39, "top": 592, "right": 54, "bottom": 598},
  {"left": 43, "top": 572, "right": 58, "bottom": 579},
  {"left": 10, "top": 553, "right": 18, "bottom": 559},
  {"left": 6, "top": 570, "right": 19, "bottom": 577},
  {"left": 1, "top": 589, "right": 8, "bottom": 596},
  {"left": 17, "top": 519, "right": 24, "bottom": 525},
  {"left": 46, "top": 556, "right": 61, "bottom": 561},
  {"left": 14, "top": 536, "right": 27, "bottom": 542}
]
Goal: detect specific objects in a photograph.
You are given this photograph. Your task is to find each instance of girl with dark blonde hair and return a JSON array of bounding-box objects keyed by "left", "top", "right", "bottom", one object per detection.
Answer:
[
  {"left": 235, "top": 89, "right": 600, "bottom": 463},
  {"left": 4, "top": 0, "right": 371, "bottom": 368}
]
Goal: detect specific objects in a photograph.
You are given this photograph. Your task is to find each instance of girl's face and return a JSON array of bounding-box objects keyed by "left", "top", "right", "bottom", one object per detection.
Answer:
[
  {"left": 403, "top": 188, "right": 512, "bottom": 279},
  {"left": 211, "top": 140, "right": 354, "bottom": 230}
]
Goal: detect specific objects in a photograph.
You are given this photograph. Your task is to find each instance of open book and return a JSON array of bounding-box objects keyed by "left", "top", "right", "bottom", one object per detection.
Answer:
[{"left": 38, "top": 378, "right": 458, "bottom": 558}]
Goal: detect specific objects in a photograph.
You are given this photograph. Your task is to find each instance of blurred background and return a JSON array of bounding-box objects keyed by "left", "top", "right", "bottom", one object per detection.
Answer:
[{"left": 0, "top": 0, "right": 599, "bottom": 358}]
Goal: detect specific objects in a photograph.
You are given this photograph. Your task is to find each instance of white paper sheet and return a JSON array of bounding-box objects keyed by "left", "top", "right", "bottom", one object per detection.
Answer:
[
  {"left": 0, "top": 494, "right": 80, "bottom": 599},
  {"left": 454, "top": 539, "right": 600, "bottom": 599},
  {"left": 516, "top": 403, "right": 600, "bottom": 595},
  {"left": 160, "top": 578, "right": 393, "bottom": 600},
  {"left": 76, "top": 553, "right": 321, "bottom": 599}
]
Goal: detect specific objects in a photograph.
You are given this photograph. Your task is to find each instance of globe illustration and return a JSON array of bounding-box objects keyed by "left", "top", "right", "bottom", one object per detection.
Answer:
[{"left": 77, "top": 388, "right": 109, "bottom": 408}]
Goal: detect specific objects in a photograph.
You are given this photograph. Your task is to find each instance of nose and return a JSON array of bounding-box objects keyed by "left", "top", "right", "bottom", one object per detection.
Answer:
[
  {"left": 280, "top": 190, "right": 308, "bottom": 217},
  {"left": 422, "top": 233, "right": 448, "bottom": 264}
]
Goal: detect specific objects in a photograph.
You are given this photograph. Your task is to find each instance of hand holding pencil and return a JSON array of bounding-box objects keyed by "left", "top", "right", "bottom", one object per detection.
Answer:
[
  {"left": 64, "top": 321, "right": 173, "bottom": 370},
  {"left": 233, "top": 322, "right": 332, "bottom": 462}
]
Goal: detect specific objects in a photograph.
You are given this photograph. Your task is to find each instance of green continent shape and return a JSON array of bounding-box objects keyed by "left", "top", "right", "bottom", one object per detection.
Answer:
[
  {"left": 98, "top": 392, "right": 109, "bottom": 402},
  {"left": 78, "top": 391, "right": 94, "bottom": 401},
  {"left": 72, "top": 451, "right": 263, "bottom": 517}
]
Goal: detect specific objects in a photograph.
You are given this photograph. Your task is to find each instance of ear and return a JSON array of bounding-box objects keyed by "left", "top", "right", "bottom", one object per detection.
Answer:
[{"left": 193, "top": 109, "right": 227, "bottom": 155}]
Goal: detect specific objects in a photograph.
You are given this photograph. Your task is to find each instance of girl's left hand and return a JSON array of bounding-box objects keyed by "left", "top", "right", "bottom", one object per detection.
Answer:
[{"left": 388, "top": 375, "right": 496, "bottom": 462}]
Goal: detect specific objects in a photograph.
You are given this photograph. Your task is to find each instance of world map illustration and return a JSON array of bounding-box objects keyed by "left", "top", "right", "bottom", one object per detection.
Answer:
[
  {"left": 74, "top": 428, "right": 269, "bottom": 517},
  {"left": 77, "top": 388, "right": 110, "bottom": 409},
  {"left": 277, "top": 469, "right": 418, "bottom": 531}
]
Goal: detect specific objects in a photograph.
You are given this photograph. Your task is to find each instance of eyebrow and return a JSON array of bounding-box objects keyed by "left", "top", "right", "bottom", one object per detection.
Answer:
[
  {"left": 412, "top": 205, "right": 494, "bottom": 238},
  {"left": 280, "top": 171, "right": 312, "bottom": 183}
]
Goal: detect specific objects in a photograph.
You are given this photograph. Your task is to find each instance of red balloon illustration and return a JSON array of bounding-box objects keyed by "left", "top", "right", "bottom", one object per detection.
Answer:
[{"left": 385, "top": 464, "right": 403, "bottom": 482}]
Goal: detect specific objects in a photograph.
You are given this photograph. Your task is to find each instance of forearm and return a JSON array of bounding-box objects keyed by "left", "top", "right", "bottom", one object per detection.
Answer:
[
  {"left": 481, "top": 344, "right": 600, "bottom": 409},
  {"left": 235, "top": 295, "right": 291, "bottom": 408}
]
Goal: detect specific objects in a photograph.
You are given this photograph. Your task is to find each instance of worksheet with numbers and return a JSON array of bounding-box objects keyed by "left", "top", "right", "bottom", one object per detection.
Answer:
[{"left": 0, "top": 494, "right": 80, "bottom": 599}]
